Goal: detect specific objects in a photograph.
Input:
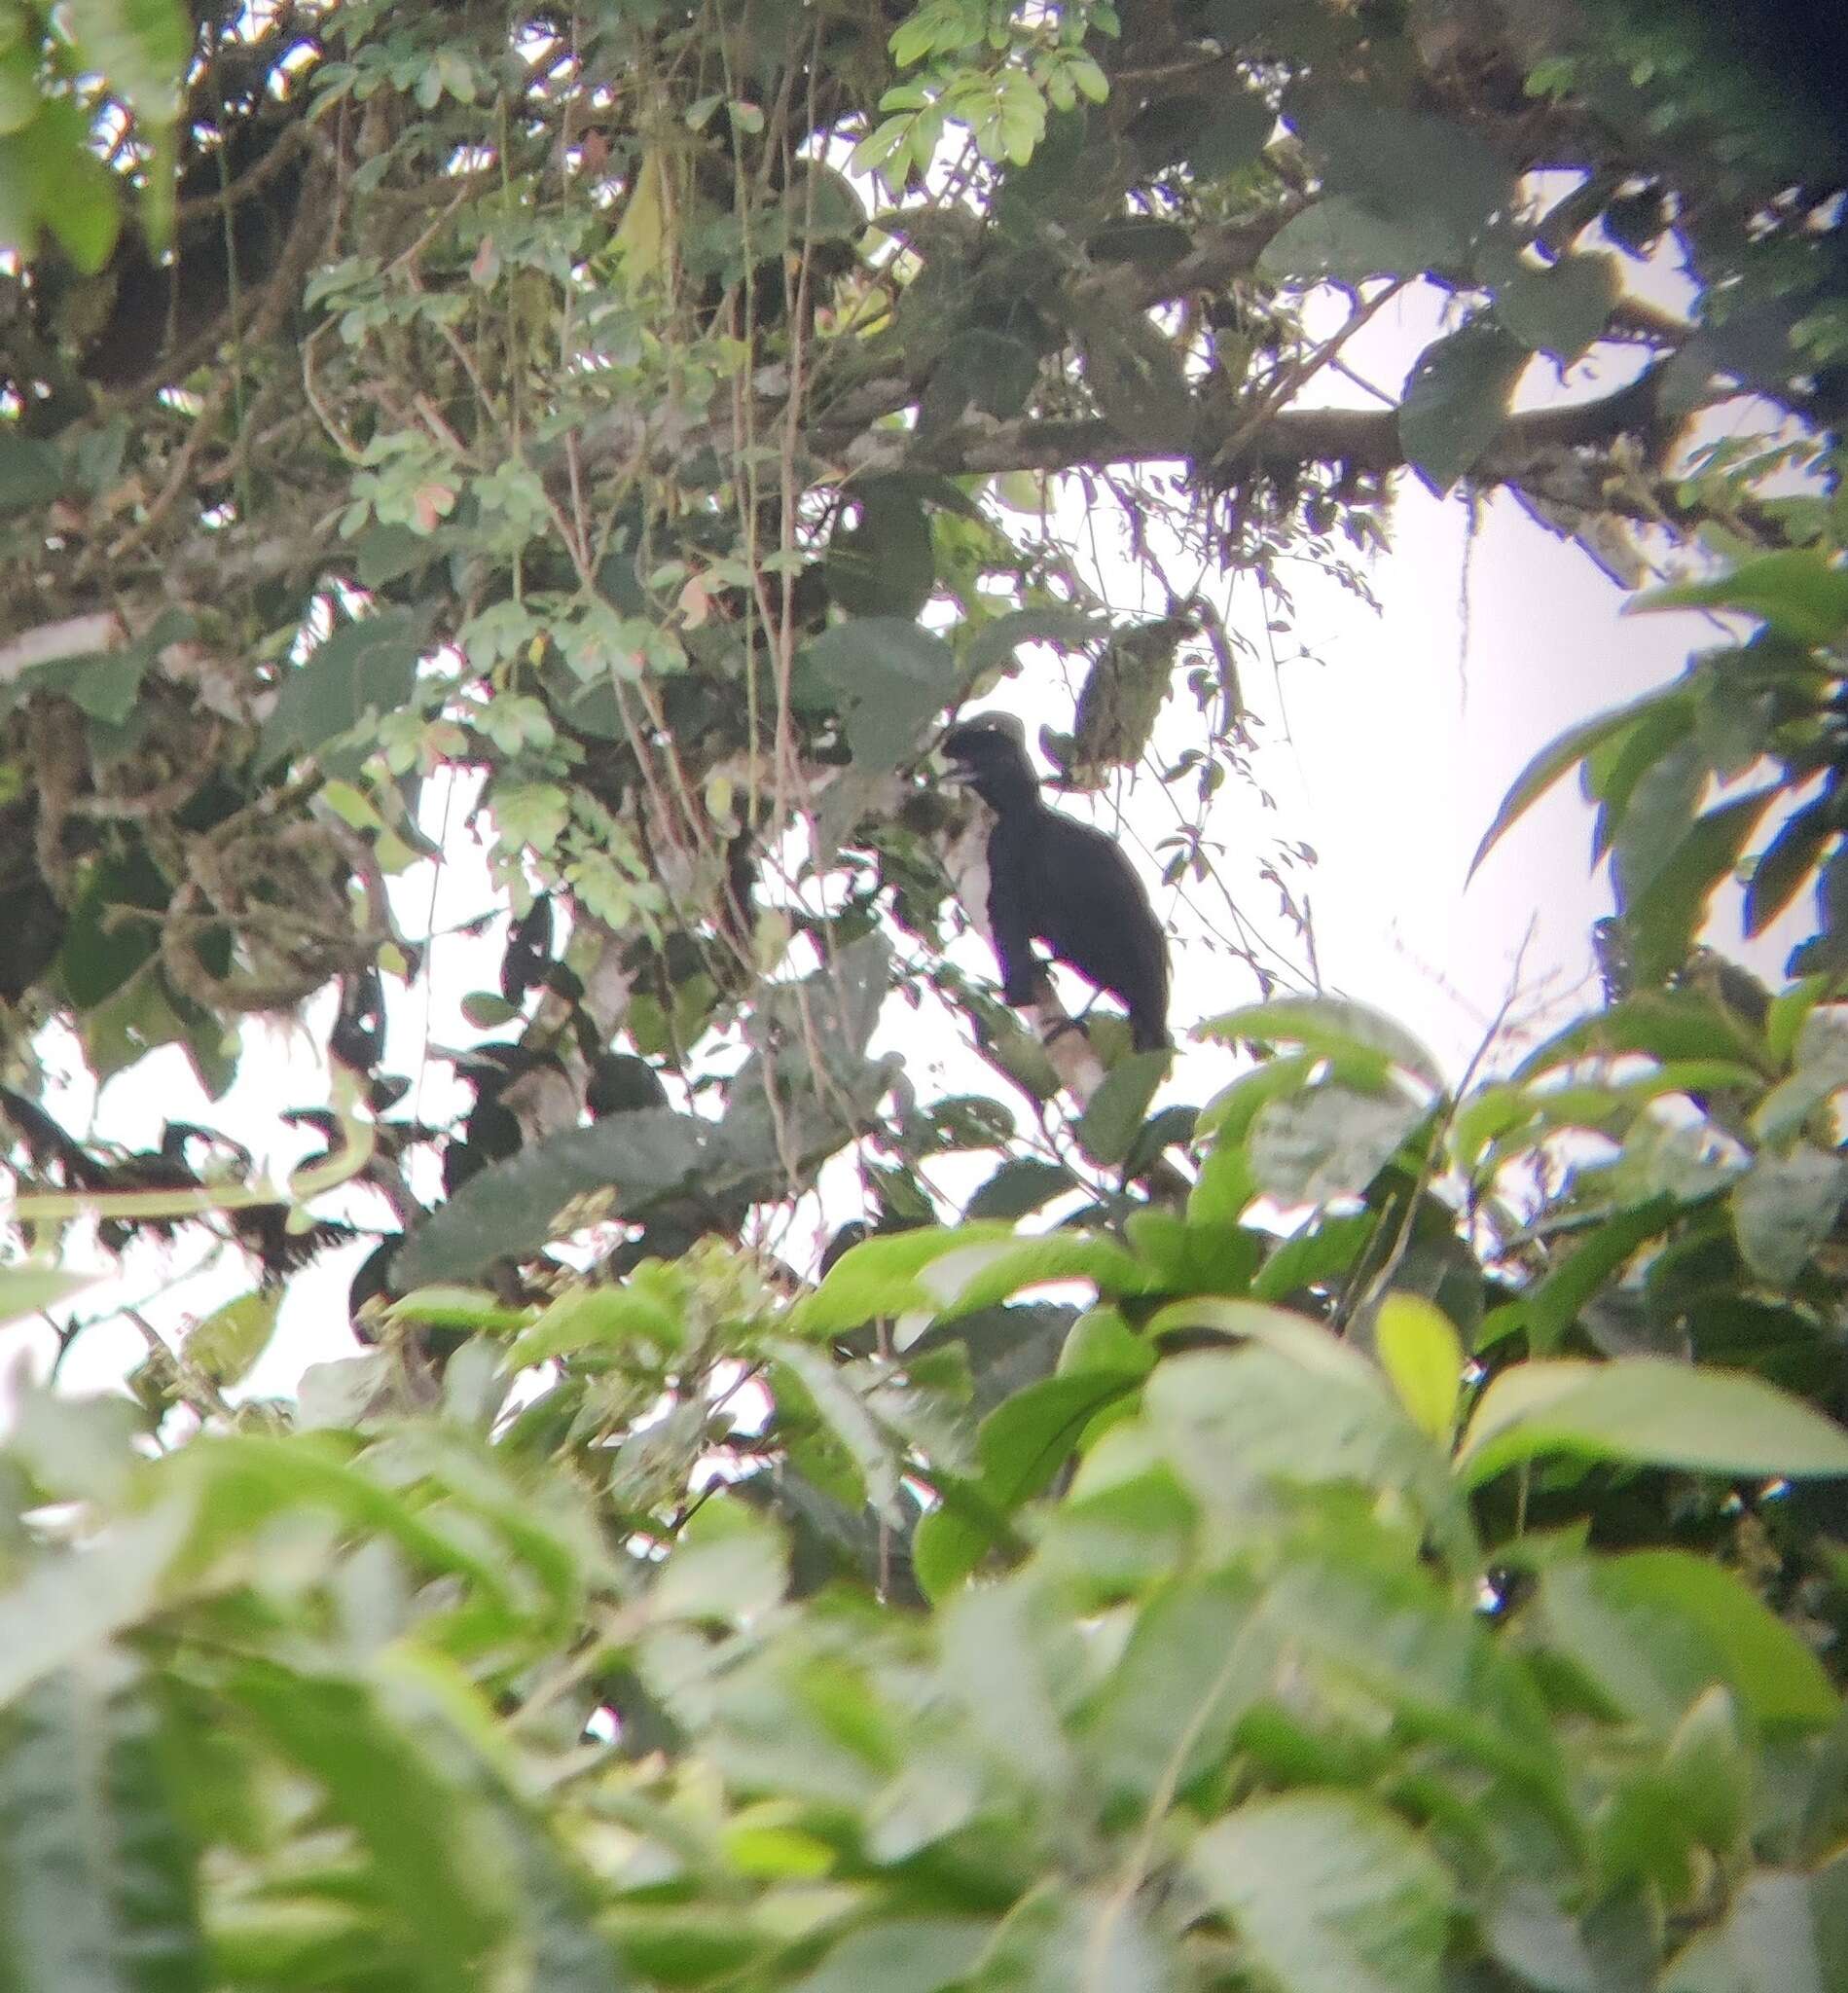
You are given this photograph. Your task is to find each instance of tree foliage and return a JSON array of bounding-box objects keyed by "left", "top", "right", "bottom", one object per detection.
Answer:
[{"left": 3, "top": 2, "right": 1848, "bottom": 1987}]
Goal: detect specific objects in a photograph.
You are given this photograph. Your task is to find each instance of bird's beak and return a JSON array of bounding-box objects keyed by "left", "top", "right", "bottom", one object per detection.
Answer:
[{"left": 938, "top": 760, "right": 978, "bottom": 786}]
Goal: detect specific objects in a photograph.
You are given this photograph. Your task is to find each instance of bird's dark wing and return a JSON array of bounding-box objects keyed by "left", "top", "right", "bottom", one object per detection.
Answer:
[
  {"left": 1028, "top": 815, "right": 1170, "bottom": 1048},
  {"left": 984, "top": 815, "right": 1051, "bottom": 1006}
]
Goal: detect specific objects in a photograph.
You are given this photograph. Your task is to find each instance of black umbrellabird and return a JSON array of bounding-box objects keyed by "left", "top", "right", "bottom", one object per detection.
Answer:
[{"left": 940, "top": 714, "right": 1171, "bottom": 1053}]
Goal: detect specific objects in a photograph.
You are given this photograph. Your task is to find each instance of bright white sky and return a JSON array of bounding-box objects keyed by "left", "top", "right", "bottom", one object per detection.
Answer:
[{"left": 6, "top": 260, "right": 1812, "bottom": 1410}]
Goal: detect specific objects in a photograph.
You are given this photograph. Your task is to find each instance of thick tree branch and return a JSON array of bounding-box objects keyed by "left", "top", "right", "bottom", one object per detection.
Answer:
[{"left": 865, "top": 365, "right": 1699, "bottom": 528}]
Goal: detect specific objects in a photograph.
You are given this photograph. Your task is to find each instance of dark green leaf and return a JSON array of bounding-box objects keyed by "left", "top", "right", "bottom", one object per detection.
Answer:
[
  {"left": 258, "top": 611, "right": 427, "bottom": 771},
  {"left": 1074, "top": 1051, "right": 1169, "bottom": 1167},
  {"left": 1290, "top": 91, "right": 1509, "bottom": 243},
  {"left": 0, "top": 434, "right": 66, "bottom": 513},
  {"left": 1257, "top": 195, "right": 1461, "bottom": 286},
  {"left": 1493, "top": 251, "right": 1621, "bottom": 363},
  {"left": 824, "top": 483, "right": 935, "bottom": 620},
  {"left": 918, "top": 328, "right": 1040, "bottom": 434},
  {"left": 1588, "top": 700, "right": 1701, "bottom": 865},
  {"left": 1627, "top": 792, "right": 1777, "bottom": 986},
  {"left": 1610, "top": 738, "right": 1707, "bottom": 912},
  {"left": 1250, "top": 1214, "right": 1374, "bottom": 1303},
  {"left": 801, "top": 617, "right": 958, "bottom": 775},
  {"left": 389, "top": 1108, "right": 709, "bottom": 1289},
  {"left": 1744, "top": 800, "right": 1837, "bottom": 938},
  {"left": 965, "top": 1157, "right": 1077, "bottom": 1221},
  {"left": 913, "top": 1369, "right": 1136, "bottom": 1598},
  {"left": 1518, "top": 1197, "right": 1681, "bottom": 1355},
  {"left": 1186, "top": 90, "right": 1274, "bottom": 177},
  {"left": 1398, "top": 318, "right": 1528, "bottom": 493}
]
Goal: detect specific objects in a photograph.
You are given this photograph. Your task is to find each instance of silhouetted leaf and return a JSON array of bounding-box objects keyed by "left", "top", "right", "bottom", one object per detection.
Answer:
[
  {"left": 824, "top": 482, "right": 935, "bottom": 619},
  {"left": 1399, "top": 318, "right": 1527, "bottom": 492}
]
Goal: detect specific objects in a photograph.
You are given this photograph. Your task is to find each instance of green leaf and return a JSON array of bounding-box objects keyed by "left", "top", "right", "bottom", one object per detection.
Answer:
[
  {"left": 61, "top": 0, "right": 189, "bottom": 121},
  {"left": 1754, "top": 1005, "right": 1848, "bottom": 1144},
  {"left": 1514, "top": 1196, "right": 1682, "bottom": 1354},
  {"left": 1070, "top": 299, "right": 1196, "bottom": 452},
  {"left": 800, "top": 617, "right": 958, "bottom": 775},
  {"left": 964, "top": 1157, "right": 1077, "bottom": 1221},
  {"left": 1081, "top": 1571, "right": 1263, "bottom": 1806},
  {"left": 922, "top": 1232, "right": 1162, "bottom": 1321},
  {"left": 506, "top": 1281, "right": 683, "bottom": 1366},
  {"left": 1186, "top": 89, "right": 1274, "bottom": 176},
  {"left": 384, "top": 1286, "right": 535, "bottom": 1335},
  {"left": 1398, "top": 318, "right": 1528, "bottom": 493},
  {"left": 1609, "top": 736, "right": 1706, "bottom": 912},
  {"left": 42, "top": 148, "right": 122, "bottom": 273},
  {"left": 793, "top": 1919, "right": 994, "bottom": 1993},
  {"left": 824, "top": 482, "right": 936, "bottom": 619},
  {"left": 1513, "top": 989, "right": 1769, "bottom": 1082},
  {"left": 1457, "top": 1357, "right": 1848, "bottom": 1486},
  {"left": 0, "top": 1504, "right": 191, "bottom": 1708},
  {"left": 1631, "top": 549, "right": 1848, "bottom": 649},
  {"left": 1190, "top": 1791, "right": 1454, "bottom": 1993},
  {"left": 913, "top": 1369, "right": 1136, "bottom": 1598},
  {"left": 1539, "top": 1551, "right": 1839, "bottom": 1732},
  {"left": 0, "top": 1666, "right": 207, "bottom": 1993},
  {"left": 1662, "top": 1864, "right": 1848, "bottom": 1993},
  {"left": 222, "top": 1663, "right": 507, "bottom": 1993},
  {"left": 1291, "top": 93, "right": 1509, "bottom": 243},
  {"left": 1257, "top": 195, "right": 1461, "bottom": 286},
  {"left": 652, "top": 1496, "right": 788, "bottom": 1623},
  {"left": 0, "top": 433, "right": 65, "bottom": 513},
  {"left": 0, "top": 1262, "right": 97, "bottom": 1327},
  {"left": 258, "top": 610, "right": 427, "bottom": 771},
  {"left": 1198, "top": 996, "right": 1443, "bottom": 1089},
  {"left": 1732, "top": 1142, "right": 1848, "bottom": 1285},
  {"left": 788, "top": 1223, "right": 1018, "bottom": 1335},
  {"left": 918, "top": 328, "right": 1039, "bottom": 432},
  {"left": 1626, "top": 793, "right": 1777, "bottom": 987},
  {"left": 1493, "top": 251, "right": 1621, "bottom": 363},
  {"left": 1248, "top": 1084, "right": 1427, "bottom": 1204},
  {"left": 1138, "top": 1332, "right": 1476, "bottom": 1569},
  {"left": 1073, "top": 1050, "right": 1169, "bottom": 1167},
  {"left": 388, "top": 1107, "right": 710, "bottom": 1290},
  {"left": 183, "top": 1287, "right": 280, "bottom": 1387},
  {"left": 1744, "top": 800, "right": 1837, "bottom": 939},
  {"left": 962, "top": 606, "right": 1109, "bottom": 679},
  {"left": 1471, "top": 685, "right": 1692, "bottom": 879},
  {"left": 1250, "top": 1214, "right": 1374, "bottom": 1303},
  {"left": 1374, "top": 1295, "right": 1462, "bottom": 1438}
]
